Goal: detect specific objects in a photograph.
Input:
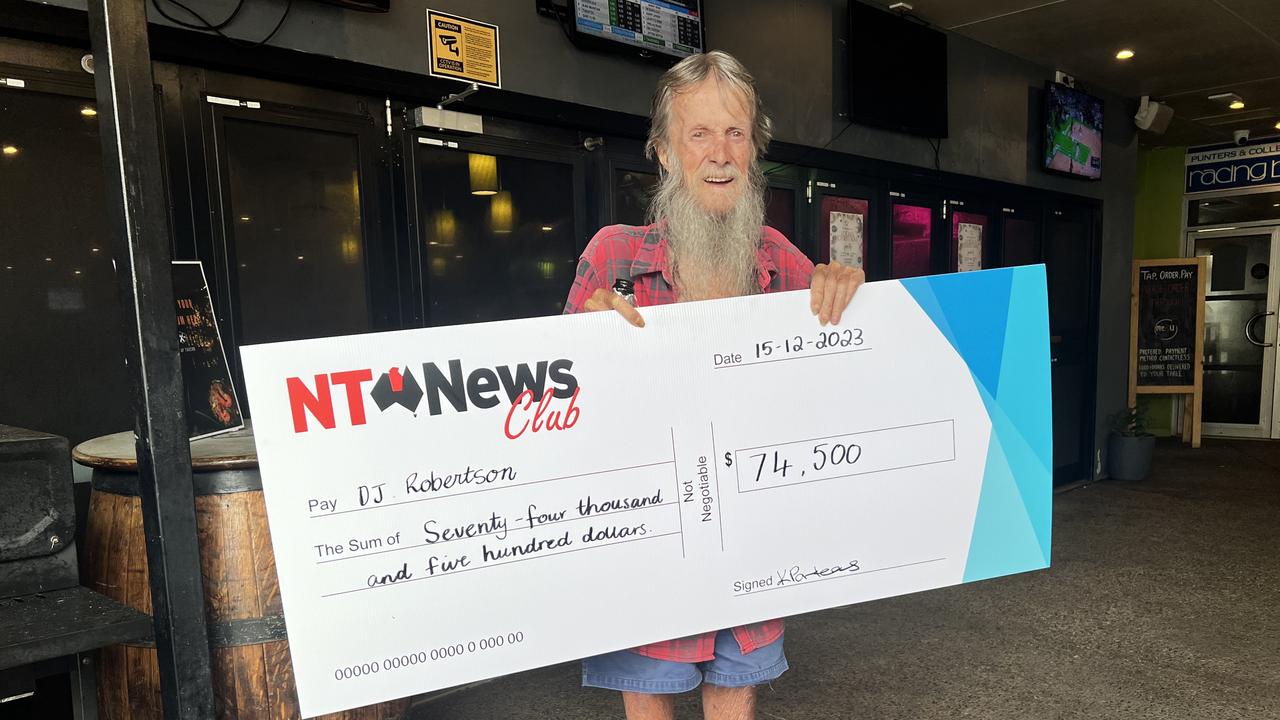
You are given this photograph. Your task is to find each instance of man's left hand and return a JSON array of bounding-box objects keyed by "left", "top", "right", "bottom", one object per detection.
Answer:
[{"left": 810, "top": 260, "right": 865, "bottom": 326}]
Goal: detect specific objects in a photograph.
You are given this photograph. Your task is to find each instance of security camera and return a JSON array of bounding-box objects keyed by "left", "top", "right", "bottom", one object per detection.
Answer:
[{"left": 1234, "top": 129, "right": 1251, "bottom": 145}]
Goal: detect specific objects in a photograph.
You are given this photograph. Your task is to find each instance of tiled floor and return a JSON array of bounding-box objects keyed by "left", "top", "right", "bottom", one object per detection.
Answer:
[{"left": 413, "top": 439, "right": 1280, "bottom": 719}]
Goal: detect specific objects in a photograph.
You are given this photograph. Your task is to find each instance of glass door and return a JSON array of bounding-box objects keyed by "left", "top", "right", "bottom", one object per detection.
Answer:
[
  {"left": 888, "top": 188, "right": 941, "bottom": 279},
  {"left": 200, "top": 94, "right": 396, "bottom": 411},
  {"left": 998, "top": 204, "right": 1042, "bottom": 268},
  {"left": 1044, "top": 203, "right": 1098, "bottom": 483},
  {"left": 409, "top": 134, "right": 587, "bottom": 325},
  {"left": 810, "top": 177, "right": 877, "bottom": 276},
  {"left": 1191, "top": 227, "right": 1280, "bottom": 438},
  {"left": 0, "top": 66, "right": 133, "bottom": 445},
  {"left": 943, "top": 197, "right": 993, "bottom": 273}
]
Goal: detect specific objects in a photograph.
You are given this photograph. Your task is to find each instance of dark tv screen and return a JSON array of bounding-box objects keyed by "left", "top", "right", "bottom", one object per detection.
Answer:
[
  {"left": 1043, "top": 82, "right": 1103, "bottom": 180},
  {"left": 847, "top": 3, "right": 948, "bottom": 138}
]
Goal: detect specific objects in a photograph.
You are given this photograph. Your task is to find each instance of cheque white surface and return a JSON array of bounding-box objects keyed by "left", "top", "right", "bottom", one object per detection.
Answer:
[{"left": 240, "top": 266, "right": 1053, "bottom": 717}]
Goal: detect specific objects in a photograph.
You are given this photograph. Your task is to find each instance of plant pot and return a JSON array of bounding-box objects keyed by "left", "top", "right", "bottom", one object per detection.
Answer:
[{"left": 1107, "top": 432, "right": 1156, "bottom": 481}]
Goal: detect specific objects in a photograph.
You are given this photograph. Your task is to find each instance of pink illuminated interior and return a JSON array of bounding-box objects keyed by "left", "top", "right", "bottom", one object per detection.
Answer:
[{"left": 891, "top": 203, "right": 932, "bottom": 278}]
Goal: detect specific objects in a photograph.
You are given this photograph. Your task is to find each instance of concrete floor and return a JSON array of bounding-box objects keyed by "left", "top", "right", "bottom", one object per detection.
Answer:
[{"left": 411, "top": 439, "right": 1280, "bottom": 719}]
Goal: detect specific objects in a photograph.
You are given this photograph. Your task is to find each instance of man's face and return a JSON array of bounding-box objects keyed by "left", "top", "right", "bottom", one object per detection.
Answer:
[{"left": 658, "top": 77, "right": 755, "bottom": 217}]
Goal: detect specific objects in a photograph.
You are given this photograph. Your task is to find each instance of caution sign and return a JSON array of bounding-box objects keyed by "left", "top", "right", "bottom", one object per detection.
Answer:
[{"left": 427, "top": 9, "right": 501, "bottom": 89}]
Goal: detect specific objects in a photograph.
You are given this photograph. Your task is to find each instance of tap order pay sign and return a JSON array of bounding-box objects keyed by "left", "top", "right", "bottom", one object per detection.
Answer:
[{"left": 240, "top": 266, "right": 1053, "bottom": 717}]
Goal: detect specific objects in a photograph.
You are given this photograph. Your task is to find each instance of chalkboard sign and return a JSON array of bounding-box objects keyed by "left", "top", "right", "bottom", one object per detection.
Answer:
[
  {"left": 172, "top": 261, "right": 244, "bottom": 440},
  {"left": 1129, "top": 257, "right": 1207, "bottom": 447},
  {"left": 1135, "top": 262, "right": 1200, "bottom": 387}
]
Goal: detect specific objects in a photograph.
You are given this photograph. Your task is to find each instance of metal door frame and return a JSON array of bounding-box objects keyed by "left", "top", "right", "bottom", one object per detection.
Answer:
[
  {"left": 806, "top": 170, "right": 882, "bottom": 278},
  {"left": 403, "top": 129, "right": 590, "bottom": 327},
  {"left": 885, "top": 183, "right": 945, "bottom": 279},
  {"left": 1186, "top": 224, "right": 1280, "bottom": 439},
  {"left": 196, "top": 91, "right": 395, "bottom": 403},
  {"left": 1043, "top": 200, "right": 1101, "bottom": 484}
]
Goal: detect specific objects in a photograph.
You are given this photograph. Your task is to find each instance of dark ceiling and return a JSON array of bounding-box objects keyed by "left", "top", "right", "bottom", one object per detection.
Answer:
[{"left": 900, "top": 0, "right": 1280, "bottom": 148}]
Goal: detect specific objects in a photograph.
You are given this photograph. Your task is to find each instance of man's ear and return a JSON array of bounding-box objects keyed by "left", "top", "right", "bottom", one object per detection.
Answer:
[{"left": 656, "top": 143, "right": 670, "bottom": 172}]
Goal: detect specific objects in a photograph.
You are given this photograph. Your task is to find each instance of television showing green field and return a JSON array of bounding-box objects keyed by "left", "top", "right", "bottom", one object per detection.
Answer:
[{"left": 1044, "top": 82, "right": 1103, "bottom": 180}]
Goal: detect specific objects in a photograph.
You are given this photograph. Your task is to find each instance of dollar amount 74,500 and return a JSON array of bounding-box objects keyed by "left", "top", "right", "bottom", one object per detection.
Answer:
[{"left": 728, "top": 421, "right": 958, "bottom": 493}]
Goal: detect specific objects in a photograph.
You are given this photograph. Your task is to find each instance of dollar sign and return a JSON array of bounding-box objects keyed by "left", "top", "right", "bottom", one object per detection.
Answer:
[{"left": 723, "top": 451, "right": 733, "bottom": 468}]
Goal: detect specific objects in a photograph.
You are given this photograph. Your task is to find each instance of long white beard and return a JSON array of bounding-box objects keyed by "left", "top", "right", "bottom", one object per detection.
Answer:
[{"left": 649, "top": 161, "right": 766, "bottom": 301}]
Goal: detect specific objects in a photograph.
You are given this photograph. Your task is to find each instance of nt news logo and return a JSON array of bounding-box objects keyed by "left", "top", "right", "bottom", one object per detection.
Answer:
[{"left": 285, "top": 358, "right": 582, "bottom": 440}]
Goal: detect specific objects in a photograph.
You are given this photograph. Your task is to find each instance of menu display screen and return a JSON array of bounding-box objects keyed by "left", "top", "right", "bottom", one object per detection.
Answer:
[{"left": 573, "top": 0, "right": 704, "bottom": 59}]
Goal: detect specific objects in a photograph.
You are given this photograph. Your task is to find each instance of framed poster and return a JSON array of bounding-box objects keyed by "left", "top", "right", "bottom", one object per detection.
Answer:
[{"left": 173, "top": 261, "right": 244, "bottom": 440}]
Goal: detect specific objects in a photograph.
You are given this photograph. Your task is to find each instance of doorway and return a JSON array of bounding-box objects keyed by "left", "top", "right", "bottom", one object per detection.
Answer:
[{"left": 1190, "top": 226, "right": 1280, "bottom": 438}]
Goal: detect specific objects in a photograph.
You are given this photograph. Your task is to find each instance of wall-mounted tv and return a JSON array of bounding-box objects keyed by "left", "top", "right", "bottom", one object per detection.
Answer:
[
  {"left": 570, "top": 0, "right": 704, "bottom": 63},
  {"left": 1044, "top": 82, "right": 1104, "bottom": 180},
  {"left": 847, "top": 2, "right": 948, "bottom": 138}
]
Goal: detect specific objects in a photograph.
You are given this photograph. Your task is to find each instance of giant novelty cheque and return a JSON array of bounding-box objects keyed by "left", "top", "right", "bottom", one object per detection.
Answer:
[{"left": 240, "top": 266, "right": 1053, "bottom": 717}]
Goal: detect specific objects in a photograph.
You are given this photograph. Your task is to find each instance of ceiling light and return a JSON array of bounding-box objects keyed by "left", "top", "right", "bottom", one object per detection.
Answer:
[
  {"left": 490, "top": 191, "right": 514, "bottom": 234},
  {"left": 1209, "top": 92, "right": 1244, "bottom": 109},
  {"left": 1115, "top": 49, "right": 1135, "bottom": 60},
  {"left": 80, "top": 106, "right": 97, "bottom": 117},
  {"left": 296, "top": 255, "right": 305, "bottom": 261},
  {"left": 2, "top": 145, "right": 17, "bottom": 156},
  {"left": 44, "top": 257, "right": 53, "bottom": 262},
  {"left": 1275, "top": 121, "right": 1280, "bottom": 130},
  {"left": 74, "top": 269, "right": 82, "bottom": 275},
  {"left": 239, "top": 215, "right": 252, "bottom": 222},
  {"left": 469, "top": 153, "right": 499, "bottom": 196},
  {"left": 541, "top": 225, "right": 553, "bottom": 232},
  {"left": 91, "top": 247, "right": 100, "bottom": 253}
]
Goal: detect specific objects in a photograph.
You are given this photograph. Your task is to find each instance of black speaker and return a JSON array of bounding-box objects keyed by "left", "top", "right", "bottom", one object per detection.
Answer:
[{"left": 0, "top": 426, "right": 78, "bottom": 596}]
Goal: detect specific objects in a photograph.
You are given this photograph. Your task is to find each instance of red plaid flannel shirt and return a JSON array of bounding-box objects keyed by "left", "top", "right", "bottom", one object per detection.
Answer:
[{"left": 564, "top": 222, "right": 814, "bottom": 662}]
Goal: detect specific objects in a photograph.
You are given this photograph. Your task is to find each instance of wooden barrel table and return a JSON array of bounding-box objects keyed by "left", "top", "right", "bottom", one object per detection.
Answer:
[{"left": 74, "top": 424, "right": 409, "bottom": 720}]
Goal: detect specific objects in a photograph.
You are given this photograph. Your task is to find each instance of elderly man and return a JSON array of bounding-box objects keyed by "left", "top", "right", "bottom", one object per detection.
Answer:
[{"left": 563, "top": 51, "right": 863, "bottom": 720}]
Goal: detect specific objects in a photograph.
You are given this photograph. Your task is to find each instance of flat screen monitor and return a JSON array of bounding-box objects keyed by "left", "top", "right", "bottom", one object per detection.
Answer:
[
  {"left": 1043, "top": 82, "right": 1104, "bottom": 180},
  {"left": 847, "top": 3, "right": 948, "bottom": 138},
  {"left": 571, "top": 0, "right": 704, "bottom": 62}
]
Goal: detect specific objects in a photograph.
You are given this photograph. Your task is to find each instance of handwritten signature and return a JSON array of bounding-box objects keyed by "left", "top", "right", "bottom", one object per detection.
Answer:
[{"left": 775, "top": 559, "right": 860, "bottom": 587}]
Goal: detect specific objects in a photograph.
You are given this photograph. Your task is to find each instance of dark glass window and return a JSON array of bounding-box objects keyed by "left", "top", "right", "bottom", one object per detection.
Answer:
[
  {"left": 1045, "top": 212, "right": 1089, "bottom": 336},
  {"left": 0, "top": 87, "right": 131, "bottom": 445},
  {"left": 891, "top": 203, "right": 933, "bottom": 278},
  {"left": 223, "top": 119, "right": 370, "bottom": 344},
  {"left": 612, "top": 168, "right": 657, "bottom": 226},
  {"left": 1002, "top": 217, "right": 1040, "bottom": 267},
  {"left": 765, "top": 186, "right": 797, "bottom": 242},
  {"left": 417, "top": 147, "right": 578, "bottom": 324},
  {"left": 1189, "top": 191, "right": 1280, "bottom": 226}
]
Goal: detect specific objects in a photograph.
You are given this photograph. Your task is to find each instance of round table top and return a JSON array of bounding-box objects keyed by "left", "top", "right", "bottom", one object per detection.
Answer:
[{"left": 72, "top": 422, "right": 257, "bottom": 471}]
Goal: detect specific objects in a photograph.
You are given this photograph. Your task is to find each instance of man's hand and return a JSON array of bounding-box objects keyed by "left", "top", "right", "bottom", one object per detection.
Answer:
[
  {"left": 810, "top": 260, "right": 865, "bottom": 326},
  {"left": 582, "top": 287, "right": 646, "bottom": 327}
]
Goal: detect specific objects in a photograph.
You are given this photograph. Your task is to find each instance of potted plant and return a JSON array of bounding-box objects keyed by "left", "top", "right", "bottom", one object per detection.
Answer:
[{"left": 1107, "top": 404, "right": 1156, "bottom": 481}]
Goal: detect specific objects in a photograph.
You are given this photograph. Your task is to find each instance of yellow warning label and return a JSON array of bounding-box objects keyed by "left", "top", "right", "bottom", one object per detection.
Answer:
[{"left": 427, "top": 9, "right": 501, "bottom": 89}]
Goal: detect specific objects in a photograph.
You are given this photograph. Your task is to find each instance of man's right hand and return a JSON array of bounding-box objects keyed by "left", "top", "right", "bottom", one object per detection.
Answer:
[{"left": 582, "top": 287, "right": 646, "bottom": 328}]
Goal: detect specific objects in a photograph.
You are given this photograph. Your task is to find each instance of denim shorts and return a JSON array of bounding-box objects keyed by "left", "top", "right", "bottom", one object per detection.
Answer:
[{"left": 581, "top": 630, "right": 787, "bottom": 694}]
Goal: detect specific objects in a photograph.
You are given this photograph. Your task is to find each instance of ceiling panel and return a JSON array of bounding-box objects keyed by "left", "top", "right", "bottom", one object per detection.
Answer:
[
  {"left": 1219, "top": 0, "right": 1280, "bottom": 41},
  {"left": 896, "top": 0, "right": 1059, "bottom": 29},
  {"left": 881, "top": 0, "right": 1280, "bottom": 146}
]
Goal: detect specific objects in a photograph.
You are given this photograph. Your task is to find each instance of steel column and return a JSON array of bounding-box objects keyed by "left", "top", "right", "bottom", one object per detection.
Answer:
[{"left": 84, "top": 1, "right": 215, "bottom": 716}]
